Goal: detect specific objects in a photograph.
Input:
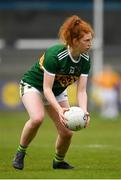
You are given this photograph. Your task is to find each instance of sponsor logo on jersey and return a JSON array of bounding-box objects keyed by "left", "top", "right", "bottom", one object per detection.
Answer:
[{"left": 55, "top": 74, "right": 78, "bottom": 87}]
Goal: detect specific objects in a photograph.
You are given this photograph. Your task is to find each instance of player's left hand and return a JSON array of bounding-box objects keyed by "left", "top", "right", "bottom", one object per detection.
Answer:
[{"left": 84, "top": 112, "right": 90, "bottom": 128}]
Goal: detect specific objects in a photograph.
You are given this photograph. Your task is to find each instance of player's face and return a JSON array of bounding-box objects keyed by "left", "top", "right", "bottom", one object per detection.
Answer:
[{"left": 78, "top": 32, "right": 92, "bottom": 53}]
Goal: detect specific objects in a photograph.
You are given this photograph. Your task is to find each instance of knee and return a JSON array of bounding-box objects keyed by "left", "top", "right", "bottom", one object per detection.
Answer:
[{"left": 30, "top": 113, "right": 44, "bottom": 128}]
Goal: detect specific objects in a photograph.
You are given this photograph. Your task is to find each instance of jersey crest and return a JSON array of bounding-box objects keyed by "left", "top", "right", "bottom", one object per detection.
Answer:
[{"left": 69, "top": 66, "right": 75, "bottom": 74}]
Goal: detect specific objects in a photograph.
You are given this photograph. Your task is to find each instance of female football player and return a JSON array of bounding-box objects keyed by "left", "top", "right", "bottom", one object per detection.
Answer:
[{"left": 13, "top": 15, "right": 94, "bottom": 170}]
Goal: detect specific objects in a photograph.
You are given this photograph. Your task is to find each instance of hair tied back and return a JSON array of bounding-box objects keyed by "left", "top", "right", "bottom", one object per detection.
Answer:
[{"left": 74, "top": 19, "right": 81, "bottom": 26}]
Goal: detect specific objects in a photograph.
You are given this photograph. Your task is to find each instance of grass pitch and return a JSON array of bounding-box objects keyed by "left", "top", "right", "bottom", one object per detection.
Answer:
[{"left": 0, "top": 111, "right": 121, "bottom": 179}]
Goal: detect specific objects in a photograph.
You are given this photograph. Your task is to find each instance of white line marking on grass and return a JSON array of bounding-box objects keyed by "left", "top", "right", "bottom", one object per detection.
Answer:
[
  {"left": 71, "top": 144, "right": 121, "bottom": 150},
  {"left": 33, "top": 144, "right": 121, "bottom": 151}
]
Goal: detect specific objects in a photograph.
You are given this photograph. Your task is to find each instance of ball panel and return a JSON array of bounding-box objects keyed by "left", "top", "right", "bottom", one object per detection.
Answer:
[{"left": 64, "top": 106, "right": 86, "bottom": 131}]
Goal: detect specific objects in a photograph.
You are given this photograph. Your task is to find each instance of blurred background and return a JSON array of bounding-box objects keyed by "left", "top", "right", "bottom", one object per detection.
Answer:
[
  {"left": 0, "top": 0, "right": 121, "bottom": 118},
  {"left": 0, "top": 2, "right": 121, "bottom": 178}
]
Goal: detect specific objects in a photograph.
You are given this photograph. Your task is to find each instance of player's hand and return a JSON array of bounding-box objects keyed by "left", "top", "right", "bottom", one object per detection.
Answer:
[
  {"left": 84, "top": 112, "right": 90, "bottom": 128},
  {"left": 58, "top": 107, "right": 69, "bottom": 126}
]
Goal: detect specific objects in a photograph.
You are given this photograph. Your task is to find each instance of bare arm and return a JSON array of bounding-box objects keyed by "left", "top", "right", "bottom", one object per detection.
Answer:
[
  {"left": 77, "top": 75, "right": 90, "bottom": 127},
  {"left": 43, "top": 71, "right": 68, "bottom": 124},
  {"left": 77, "top": 75, "right": 88, "bottom": 111}
]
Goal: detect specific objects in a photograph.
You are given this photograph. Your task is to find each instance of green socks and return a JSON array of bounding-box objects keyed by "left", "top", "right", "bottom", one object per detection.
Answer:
[
  {"left": 54, "top": 153, "right": 65, "bottom": 163},
  {"left": 17, "top": 144, "right": 27, "bottom": 153}
]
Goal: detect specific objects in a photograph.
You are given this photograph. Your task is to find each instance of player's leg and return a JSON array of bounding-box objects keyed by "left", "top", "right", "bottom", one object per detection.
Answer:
[
  {"left": 45, "top": 100, "right": 74, "bottom": 169},
  {"left": 13, "top": 91, "right": 45, "bottom": 170},
  {"left": 20, "top": 92, "right": 45, "bottom": 146}
]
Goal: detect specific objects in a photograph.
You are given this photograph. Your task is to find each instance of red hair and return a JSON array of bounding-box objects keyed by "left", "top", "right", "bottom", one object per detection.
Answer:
[{"left": 59, "top": 15, "right": 94, "bottom": 46}]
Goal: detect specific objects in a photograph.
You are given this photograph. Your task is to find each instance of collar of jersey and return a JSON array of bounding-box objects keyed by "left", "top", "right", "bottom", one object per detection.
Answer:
[{"left": 67, "top": 46, "right": 81, "bottom": 63}]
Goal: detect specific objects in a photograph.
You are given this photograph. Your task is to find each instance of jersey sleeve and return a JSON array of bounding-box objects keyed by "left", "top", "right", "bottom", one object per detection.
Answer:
[
  {"left": 81, "top": 58, "right": 91, "bottom": 76},
  {"left": 43, "top": 49, "right": 58, "bottom": 75}
]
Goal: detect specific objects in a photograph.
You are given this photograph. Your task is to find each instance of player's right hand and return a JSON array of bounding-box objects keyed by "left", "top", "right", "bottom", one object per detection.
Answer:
[{"left": 58, "top": 107, "right": 69, "bottom": 127}]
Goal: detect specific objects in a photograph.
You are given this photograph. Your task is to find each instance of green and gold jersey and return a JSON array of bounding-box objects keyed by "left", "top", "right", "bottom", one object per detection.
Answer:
[{"left": 22, "top": 44, "right": 91, "bottom": 96}]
